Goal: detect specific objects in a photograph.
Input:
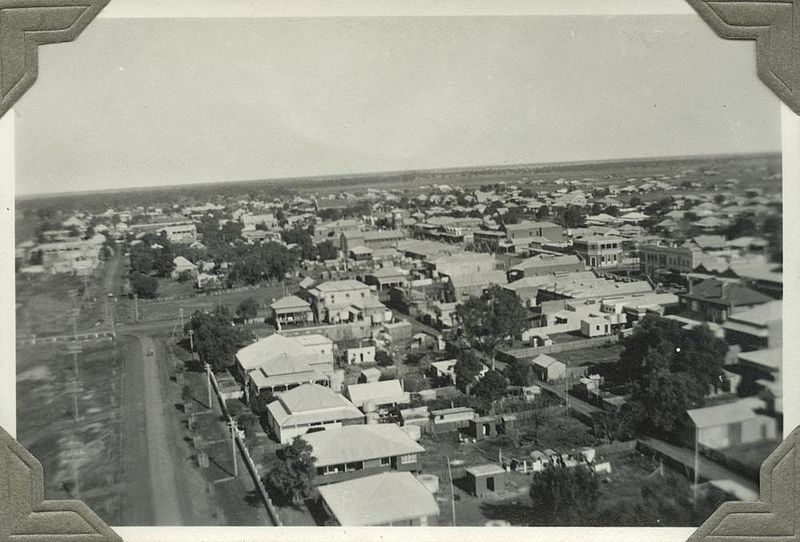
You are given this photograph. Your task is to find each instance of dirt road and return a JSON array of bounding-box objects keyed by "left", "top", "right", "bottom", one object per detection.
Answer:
[{"left": 120, "top": 334, "right": 184, "bottom": 524}]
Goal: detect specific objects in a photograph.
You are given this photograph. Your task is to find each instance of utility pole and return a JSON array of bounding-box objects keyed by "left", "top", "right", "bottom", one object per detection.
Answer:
[
  {"left": 228, "top": 420, "right": 239, "bottom": 477},
  {"left": 133, "top": 294, "right": 139, "bottom": 322},
  {"left": 188, "top": 329, "right": 194, "bottom": 352},
  {"left": 178, "top": 308, "right": 185, "bottom": 331},
  {"left": 446, "top": 455, "right": 456, "bottom": 527},
  {"left": 67, "top": 342, "right": 82, "bottom": 380},
  {"left": 63, "top": 438, "right": 85, "bottom": 499},
  {"left": 693, "top": 425, "right": 700, "bottom": 504},
  {"left": 71, "top": 379, "right": 83, "bottom": 421},
  {"left": 205, "top": 362, "right": 213, "bottom": 409}
]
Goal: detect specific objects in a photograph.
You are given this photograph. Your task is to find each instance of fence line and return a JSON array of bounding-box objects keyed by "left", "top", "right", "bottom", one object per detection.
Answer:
[
  {"left": 208, "top": 371, "right": 282, "bottom": 527},
  {"left": 16, "top": 331, "right": 115, "bottom": 347}
]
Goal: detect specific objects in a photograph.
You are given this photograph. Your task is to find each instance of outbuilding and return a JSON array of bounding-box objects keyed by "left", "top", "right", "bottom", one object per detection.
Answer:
[{"left": 464, "top": 464, "right": 506, "bottom": 497}]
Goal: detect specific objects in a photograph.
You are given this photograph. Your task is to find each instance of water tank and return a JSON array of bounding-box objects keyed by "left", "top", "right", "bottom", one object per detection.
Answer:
[{"left": 363, "top": 400, "right": 377, "bottom": 413}]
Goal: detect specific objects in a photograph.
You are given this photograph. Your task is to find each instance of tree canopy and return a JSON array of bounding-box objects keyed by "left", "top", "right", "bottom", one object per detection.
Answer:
[
  {"left": 471, "top": 369, "right": 508, "bottom": 401},
  {"left": 266, "top": 437, "right": 317, "bottom": 507},
  {"left": 129, "top": 272, "right": 159, "bottom": 298},
  {"left": 528, "top": 465, "right": 599, "bottom": 525},
  {"left": 454, "top": 285, "right": 528, "bottom": 357},
  {"left": 236, "top": 297, "right": 260, "bottom": 321},
  {"left": 453, "top": 349, "right": 484, "bottom": 393},
  {"left": 186, "top": 308, "right": 247, "bottom": 372},
  {"left": 617, "top": 315, "right": 728, "bottom": 436},
  {"left": 227, "top": 242, "right": 296, "bottom": 286}
]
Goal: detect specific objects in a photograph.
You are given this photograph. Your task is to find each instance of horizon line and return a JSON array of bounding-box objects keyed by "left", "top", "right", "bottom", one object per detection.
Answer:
[{"left": 15, "top": 150, "right": 782, "bottom": 201}]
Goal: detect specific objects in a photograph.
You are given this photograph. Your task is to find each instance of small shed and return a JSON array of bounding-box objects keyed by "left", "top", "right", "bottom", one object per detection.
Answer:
[
  {"left": 500, "top": 414, "right": 517, "bottom": 433},
  {"left": 531, "top": 354, "right": 567, "bottom": 382},
  {"left": 464, "top": 464, "right": 506, "bottom": 497},
  {"left": 467, "top": 415, "right": 498, "bottom": 441}
]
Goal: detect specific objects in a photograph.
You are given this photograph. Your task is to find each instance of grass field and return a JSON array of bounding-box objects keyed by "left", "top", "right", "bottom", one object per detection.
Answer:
[
  {"left": 16, "top": 339, "right": 126, "bottom": 524},
  {"left": 115, "top": 282, "right": 289, "bottom": 325}
]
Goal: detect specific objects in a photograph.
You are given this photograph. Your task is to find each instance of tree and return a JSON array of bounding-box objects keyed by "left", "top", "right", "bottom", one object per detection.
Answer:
[
  {"left": 624, "top": 363, "right": 704, "bottom": 435},
  {"left": 535, "top": 206, "right": 551, "bottom": 220},
  {"left": 618, "top": 314, "right": 728, "bottom": 390},
  {"left": 375, "top": 350, "right": 394, "bottom": 367},
  {"left": 152, "top": 246, "right": 175, "bottom": 277},
  {"left": 724, "top": 216, "right": 759, "bottom": 240},
  {"left": 455, "top": 285, "right": 528, "bottom": 359},
  {"left": 529, "top": 465, "right": 599, "bottom": 524},
  {"left": 561, "top": 206, "right": 585, "bottom": 228},
  {"left": 129, "top": 245, "right": 155, "bottom": 275},
  {"left": 130, "top": 272, "right": 159, "bottom": 298},
  {"left": 276, "top": 208, "right": 287, "bottom": 227},
  {"left": 617, "top": 315, "right": 728, "bottom": 437},
  {"left": 453, "top": 349, "right": 483, "bottom": 393},
  {"left": 472, "top": 369, "right": 508, "bottom": 401},
  {"left": 236, "top": 297, "right": 260, "bottom": 322},
  {"left": 186, "top": 309, "right": 244, "bottom": 372},
  {"left": 282, "top": 227, "right": 316, "bottom": 260},
  {"left": 266, "top": 437, "right": 317, "bottom": 507},
  {"left": 506, "top": 358, "right": 533, "bottom": 387},
  {"left": 316, "top": 240, "right": 338, "bottom": 260}
]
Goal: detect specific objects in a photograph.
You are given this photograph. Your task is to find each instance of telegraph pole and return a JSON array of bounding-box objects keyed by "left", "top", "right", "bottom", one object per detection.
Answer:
[
  {"left": 693, "top": 425, "right": 700, "bottom": 504},
  {"left": 205, "top": 362, "right": 213, "bottom": 409},
  {"left": 228, "top": 420, "right": 239, "bottom": 477},
  {"left": 446, "top": 455, "right": 456, "bottom": 526}
]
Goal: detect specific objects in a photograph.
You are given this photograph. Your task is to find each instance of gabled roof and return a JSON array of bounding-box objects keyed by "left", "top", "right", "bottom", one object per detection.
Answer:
[
  {"left": 531, "top": 354, "right": 563, "bottom": 368},
  {"left": 448, "top": 270, "right": 508, "bottom": 288},
  {"left": 318, "top": 472, "right": 439, "bottom": 526},
  {"left": 688, "top": 400, "right": 756, "bottom": 428},
  {"left": 681, "top": 278, "right": 773, "bottom": 307},
  {"left": 313, "top": 279, "right": 371, "bottom": 293},
  {"left": 302, "top": 424, "right": 425, "bottom": 466},
  {"left": 236, "top": 333, "right": 331, "bottom": 374},
  {"left": 346, "top": 379, "right": 408, "bottom": 407},
  {"left": 684, "top": 235, "right": 726, "bottom": 250},
  {"left": 266, "top": 384, "right": 363, "bottom": 427},
  {"left": 737, "top": 348, "right": 781, "bottom": 371},
  {"left": 173, "top": 256, "right": 195, "bottom": 267},
  {"left": 510, "top": 254, "right": 582, "bottom": 272},
  {"left": 270, "top": 295, "right": 311, "bottom": 311},
  {"left": 724, "top": 300, "right": 782, "bottom": 327}
]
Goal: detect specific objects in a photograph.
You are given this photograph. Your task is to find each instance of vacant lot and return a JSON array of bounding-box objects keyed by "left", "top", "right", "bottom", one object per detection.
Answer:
[
  {"left": 16, "top": 339, "right": 126, "bottom": 524},
  {"left": 555, "top": 343, "right": 624, "bottom": 367},
  {"left": 116, "top": 281, "right": 289, "bottom": 324}
]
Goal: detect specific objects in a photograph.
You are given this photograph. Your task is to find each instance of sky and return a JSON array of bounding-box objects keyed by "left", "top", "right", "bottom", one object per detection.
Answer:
[{"left": 15, "top": 15, "right": 782, "bottom": 196}]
